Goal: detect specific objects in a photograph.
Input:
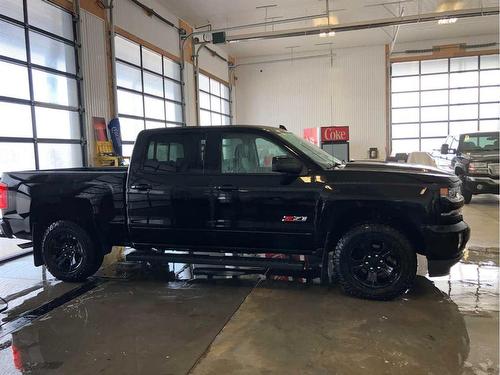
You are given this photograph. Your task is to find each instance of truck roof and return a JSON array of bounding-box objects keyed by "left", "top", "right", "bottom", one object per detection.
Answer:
[{"left": 139, "top": 125, "right": 285, "bottom": 135}]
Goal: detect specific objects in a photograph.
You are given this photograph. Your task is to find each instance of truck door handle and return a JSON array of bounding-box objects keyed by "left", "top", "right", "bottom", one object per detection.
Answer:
[
  {"left": 214, "top": 185, "right": 238, "bottom": 191},
  {"left": 131, "top": 183, "right": 152, "bottom": 191}
]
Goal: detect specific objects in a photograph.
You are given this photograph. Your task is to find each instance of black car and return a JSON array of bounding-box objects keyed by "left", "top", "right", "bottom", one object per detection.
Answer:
[
  {"left": 0, "top": 125, "right": 470, "bottom": 300},
  {"left": 440, "top": 131, "right": 499, "bottom": 203}
]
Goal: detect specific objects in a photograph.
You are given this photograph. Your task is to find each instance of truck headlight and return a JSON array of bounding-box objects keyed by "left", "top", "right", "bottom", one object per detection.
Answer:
[
  {"left": 469, "top": 162, "right": 488, "bottom": 174},
  {"left": 440, "top": 186, "right": 461, "bottom": 200}
]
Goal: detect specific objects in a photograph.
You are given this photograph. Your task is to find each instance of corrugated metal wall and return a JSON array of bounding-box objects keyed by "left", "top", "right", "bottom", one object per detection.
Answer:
[
  {"left": 234, "top": 45, "right": 387, "bottom": 160},
  {"left": 80, "top": 10, "right": 110, "bottom": 165}
]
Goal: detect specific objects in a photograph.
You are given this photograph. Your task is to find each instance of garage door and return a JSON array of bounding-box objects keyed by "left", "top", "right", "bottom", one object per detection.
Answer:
[
  {"left": 390, "top": 54, "right": 500, "bottom": 155},
  {"left": 0, "top": 0, "right": 84, "bottom": 176}
]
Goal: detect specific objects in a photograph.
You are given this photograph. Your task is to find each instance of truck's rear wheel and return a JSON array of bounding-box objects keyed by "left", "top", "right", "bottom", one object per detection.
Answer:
[
  {"left": 42, "top": 220, "right": 103, "bottom": 282},
  {"left": 334, "top": 224, "right": 416, "bottom": 300}
]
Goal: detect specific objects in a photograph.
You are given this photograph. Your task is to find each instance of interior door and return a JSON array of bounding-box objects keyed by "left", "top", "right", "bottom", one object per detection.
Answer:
[
  {"left": 127, "top": 130, "right": 213, "bottom": 247},
  {"left": 209, "top": 130, "right": 321, "bottom": 253}
]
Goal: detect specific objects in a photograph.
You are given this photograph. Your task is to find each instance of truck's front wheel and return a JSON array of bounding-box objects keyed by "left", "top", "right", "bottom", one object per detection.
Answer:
[
  {"left": 333, "top": 224, "right": 416, "bottom": 300},
  {"left": 42, "top": 220, "right": 103, "bottom": 282}
]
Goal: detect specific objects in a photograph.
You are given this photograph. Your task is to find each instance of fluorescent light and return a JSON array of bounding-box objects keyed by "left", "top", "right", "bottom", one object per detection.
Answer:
[
  {"left": 438, "top": 17, "right": 458, "bottom": 24},
  {"left": 319, "top": 31, "right": 336, "bottom": 37}
]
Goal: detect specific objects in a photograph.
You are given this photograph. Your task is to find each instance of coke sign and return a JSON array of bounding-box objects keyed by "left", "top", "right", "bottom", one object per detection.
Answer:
[{"left": 321, "top": 126, "right": 349, "bottom": 142}]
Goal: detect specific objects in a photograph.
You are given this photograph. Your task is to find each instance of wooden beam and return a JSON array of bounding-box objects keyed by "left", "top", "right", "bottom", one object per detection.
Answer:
[
  {"left": 80, "top": 0, "right": 106, "bottom": 19},
  {"left": 391, "top": 44, "right": 499, "bottom": 62},
  {"left": 179, "top": 19, "right": 193, "bottom": 63}
]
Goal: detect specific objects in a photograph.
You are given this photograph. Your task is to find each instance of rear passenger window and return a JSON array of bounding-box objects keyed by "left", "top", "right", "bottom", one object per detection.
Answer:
[{"left": 144, "top": 133, "right": 204, "bottom": 173}]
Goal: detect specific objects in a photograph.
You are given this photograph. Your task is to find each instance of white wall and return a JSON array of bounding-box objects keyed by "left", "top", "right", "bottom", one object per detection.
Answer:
[
  {"left": 199, "top": 44, "right": 230, "bottom": 83},
  {"left": 234, "top": 45, "right": 387, "bottom": 160}
]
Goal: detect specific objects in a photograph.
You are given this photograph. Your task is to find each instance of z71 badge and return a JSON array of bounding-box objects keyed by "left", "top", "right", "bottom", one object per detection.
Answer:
[{"left": 282, "top": 216, "right": 308, "bottom": 222}]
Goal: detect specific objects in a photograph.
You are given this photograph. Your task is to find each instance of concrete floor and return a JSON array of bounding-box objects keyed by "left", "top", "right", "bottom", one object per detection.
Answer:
[{"left": 0, "top": 195, "right": 498, "bottom": 375}]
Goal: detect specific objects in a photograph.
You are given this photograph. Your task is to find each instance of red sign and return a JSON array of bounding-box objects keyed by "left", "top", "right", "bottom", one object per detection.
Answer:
[
  {"left": 321, "top": 126, "right": 349, "bottom": 142},
  {"left": 303, "top": 127, "right": 320, "bottom": 146}
]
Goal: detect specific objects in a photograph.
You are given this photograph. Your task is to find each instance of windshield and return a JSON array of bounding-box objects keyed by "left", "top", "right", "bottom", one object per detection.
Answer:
[
  {"left": 459, "top": 132, "right": 499, "bottom": 152},
  {"left": 276, "top": 131, "right": 342, "bottom": 169}
]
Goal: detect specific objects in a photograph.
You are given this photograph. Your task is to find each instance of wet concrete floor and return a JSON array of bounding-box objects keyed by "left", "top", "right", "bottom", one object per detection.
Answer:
[{"left": 0, "top": 197, "right": 497, "bottom": 374}]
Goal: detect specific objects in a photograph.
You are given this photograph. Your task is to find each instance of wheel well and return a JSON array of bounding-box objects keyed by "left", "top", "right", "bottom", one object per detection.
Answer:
[
  {"left": 32, "top": 199, "right": 110, "bottom": 266},
  {"left": 326, "top": 208, "right": 425, "bottom": 255}
]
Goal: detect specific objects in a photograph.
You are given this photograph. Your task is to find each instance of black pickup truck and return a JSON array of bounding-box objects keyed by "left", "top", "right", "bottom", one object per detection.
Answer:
[
  {"left": 0, "top": 125, "right": 470, "bottom": 300},
  {"left": 439, "top": 131, "right": 499, "bottom": 204}
]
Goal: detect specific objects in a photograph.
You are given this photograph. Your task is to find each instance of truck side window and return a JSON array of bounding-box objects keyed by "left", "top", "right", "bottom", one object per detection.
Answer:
[
  {"left": 144, "top": 134, "right": 204, "bottom": 173},
  {"left": 221, "top": 133, "right": 291, "bottom": 174}
]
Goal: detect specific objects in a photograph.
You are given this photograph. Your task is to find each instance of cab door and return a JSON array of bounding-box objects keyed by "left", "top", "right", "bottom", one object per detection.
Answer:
[
  {"left": 127, "top": 130, "right": 214, "bottom": 247},
  {"left": 208, "top": 130, "right": 321, "bottom": 253}
]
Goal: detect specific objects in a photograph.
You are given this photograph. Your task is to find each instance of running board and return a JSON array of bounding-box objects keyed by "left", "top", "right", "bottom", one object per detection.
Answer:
[{"left": 126, "top": 251, "right": 305, "bottom": 271}]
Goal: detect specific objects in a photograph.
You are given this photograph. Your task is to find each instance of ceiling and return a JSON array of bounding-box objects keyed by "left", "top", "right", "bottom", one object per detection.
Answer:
[{"left": 159, "top": 0, "right": 499, "bottom": 58}]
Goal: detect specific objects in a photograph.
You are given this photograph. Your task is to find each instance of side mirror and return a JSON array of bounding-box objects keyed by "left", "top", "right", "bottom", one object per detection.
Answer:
[
  {"left": 272, "top": 156, "right": 303, "bottom": 174},
  {"left": 440, "top": 143, "right": 449, "bottom": 155}
]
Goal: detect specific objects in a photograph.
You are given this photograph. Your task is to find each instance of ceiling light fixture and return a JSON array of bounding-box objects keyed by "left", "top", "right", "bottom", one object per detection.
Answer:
[
  {"left": 437, "top": 17, "right": 458, "bottom": 24},
  {"left": 319, "top": 31, "right": 336, "bottom": 37}
]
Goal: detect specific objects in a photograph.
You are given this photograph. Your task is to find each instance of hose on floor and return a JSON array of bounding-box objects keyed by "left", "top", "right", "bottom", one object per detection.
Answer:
[{"left": 0, "top": 296, "right": 7, "bottom": 313}]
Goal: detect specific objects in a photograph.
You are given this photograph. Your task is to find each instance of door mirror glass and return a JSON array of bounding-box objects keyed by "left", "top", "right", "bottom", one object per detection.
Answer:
[
  {"left": 440, "top": 143, "right": 449, "bottom": 154},
  {"left": 272, "top": 156, "right": 303, "bottom": 174}
]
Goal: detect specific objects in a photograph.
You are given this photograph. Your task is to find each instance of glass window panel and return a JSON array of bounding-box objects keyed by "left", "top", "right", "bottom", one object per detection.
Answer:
[
  {"left": 421, "top": 106, "right": 448, "bottom": 122},
  {"left": 392, "top": 139, "right": 419, "bottom": 155},
  {"left": 480, "top": 103, "right": 500, "bottom": 119},
  {"left": 0, "top": 102, "right": 32, "bottom": 137},
  {"left": 391, "top": 61, "right": 419, "bottom": 76},
  {"left": 421, "top": 74, "right": 448, "bottom": 90},
  {"left": 450, "top": 56, "right": 477, "bottom": 72},
  {"left": 421, "top": 138, "right": 446, "bottom": 153},
  {"left": 0, "top": 0, "right": 24, "bottom": 21},
  {"left": 392, "top": 123, "right": 419, "bottom": 138},
  {"left": 28, "top": 0, "right": 73, "bottom": 39},
  {"left": 0, "top": 61, "right": 29, "bottom": 99},
  {"left": 392, "top": 92, "right": 419, "bottom": 108},
  {"left": 116, "top": 62, "right": 142, "bottom": 91},
  {"left": 480, "top": 54, "right": 500, "bottom": 70},
  {"left": 164, "top": 80, "right": 181, "bottom": 101},
  {"left": 0, "top": 20, "right": 27, "bottom": 61},
  {"left": 450, "top": 88, "right": 478, "bottom": 104},
  {"left": 35, "top": 107, "right": 80, "bottom": 139},
  {"left": 115, "top": 36, "right": 140, "bottom": 66},
  {"left": 222, "top": 115, "right": 231, "bottom": 125},
  {"left": 142, "top": 48, "right": 162, "bottom": 74},
  {"left": 0, "top": 142, "right": 35, "bottom": 174},
  {"left": 30, "top": 31, "right": 76, "bottom": 74},
  {"left": 200, "top": 92, "right": 210, "bottom": 110},
  {"left": 117, "top": 89, "right": 143, "bottom": 116},
  {"left": 420, "top": 90, "right": 448, "bottom": 106},
  {"left": 38, "top": 143, "right": 82, "bottom": 169},
  {"left": 480, "top": 70, "right": 500, "bottom": 86},
  {"left": 144, "top": 96, "right": 165, "bottom": 120},
  {"left": 450, "top": 71, "right": 478, "bottom": 88},
  {"left": 211, "top": 112, "right": 222, "bottom": 126},
  {"left": 392, "top": 108, "right": 419, "bottom": 123},
  {"left": 480, "top": 120, "right": 500, "bottom": 131},
  {"left": 221, "top": 84, "right": 230, "bottom": 99},
  {"left": 122, "top": 144, "right": 134, "bottom": 158},
  {"left": 449, "top": 121, "right": 478, "bottom": 135},
  {"left": 480, "top": 86, "right": 500, "bottom": 102},
  {"left": 210, "top": 95, "right": 221, "bottom": 113},
  {"left": 421, "top": 59, "right": 448, "bottom": 74},
  {"left": 163, "top": 58, "right": 180, "bottom": 81},
  {"left": 449, "top": 104, "right": 478, "bottom": 120},
  {"left": 32, "top": 69, "right": 78, "bottom": 106},
  {"left": 221, "top": 99, "right": 230, "bottom": 115},
  {"left": 165, "top": 101, "right": 182, "bottom": 123},
  {"left": 146, "top": 120, "right": 165, "bottom": 130},
  {"left": 119, "top": 117, "right": 144, "bottom": 141},
  {"left": 200, "top": 109, "right": 211, "bottom": 126},
  {"left": 143, "top": 72, "right": 163, "bottom": 97},
  {"left": 210, "top": 79, "right": 220, "bottom": 96},
  {"left": 421, "top": 122, "right": 448, "bottom": 137},
  {"left": 199, "top": 74, "right": 210, "bottom": 92}
]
